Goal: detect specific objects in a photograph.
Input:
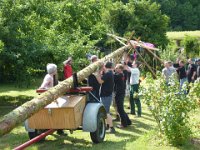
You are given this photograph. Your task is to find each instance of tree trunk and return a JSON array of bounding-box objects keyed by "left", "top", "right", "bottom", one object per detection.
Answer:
[{"left": 0, "top": 45, "right": 131, "bottom": 137}]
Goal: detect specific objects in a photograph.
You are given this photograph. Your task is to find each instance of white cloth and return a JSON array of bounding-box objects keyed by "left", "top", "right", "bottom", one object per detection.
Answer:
[
  {"left": 129, "top": 67, "right": 140, "bottom": 85},
  {"left": 40, "top": 74, "right": 54, "bottom": 89}
]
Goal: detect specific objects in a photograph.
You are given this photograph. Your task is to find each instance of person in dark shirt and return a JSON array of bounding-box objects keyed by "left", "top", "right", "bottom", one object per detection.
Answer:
[
  {"left": 95, "top": 62, "right": 115, "bottom": 133},
  {"left": 88, "top": 55, "right": 101, "bottom": 101},
  {"left": 177, "top": 60, "right": 187, "bottom": 93},
  {"left": 114, "top": 64, "right": 131, "bottom": 128},
  {"left": 173, "top": 58, "right": 180, "bottom": 69},
  {"left": 196, "top": 59, "right": 200, "bottom": 80},
  {"left": 187, "top": 58, "right": 197, "bottom": 83}
]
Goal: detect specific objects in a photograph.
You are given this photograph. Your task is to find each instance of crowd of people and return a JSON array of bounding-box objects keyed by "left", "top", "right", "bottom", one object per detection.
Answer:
[
  {"left": 87, "top": 55, "right": 142, "bottom": 133},
  {"left": 162, "top": 58, "right": 200, "bottom": 93},
  {"left": 39, "top": 54, "right": 142, "bottom": 134},
  {"left": 38, "top": 53, "right": 200, "bottom": 135}
]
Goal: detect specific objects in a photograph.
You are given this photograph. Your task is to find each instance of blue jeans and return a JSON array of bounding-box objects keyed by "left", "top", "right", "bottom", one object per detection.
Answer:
[
  {"left": 180, "top": 77, "right": 187, "bottom": 94},
  {"left": 100, "top": 95, "right": 112, "bottom": 113}
]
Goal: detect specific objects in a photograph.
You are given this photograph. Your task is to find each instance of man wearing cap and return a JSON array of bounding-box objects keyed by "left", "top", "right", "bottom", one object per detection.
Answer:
[
  {"left": 88, "top": 55, "right": 101, "bottom": 101},
  {"left": 63, "top": 57, "right": 73, "bottom": 79}
]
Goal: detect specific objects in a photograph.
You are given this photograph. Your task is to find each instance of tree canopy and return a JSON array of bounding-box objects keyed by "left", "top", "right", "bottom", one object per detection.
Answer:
[
  {"left": 0, "top": 0, "right": 169, "bottom": 84},
  {"left": 152, "top": 0, "right": 200, "bottom": 31}
]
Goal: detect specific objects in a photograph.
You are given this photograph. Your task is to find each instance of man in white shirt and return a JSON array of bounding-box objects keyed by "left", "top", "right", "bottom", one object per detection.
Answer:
[{"left": 125, "top": 61, "right": 141, "bottom": 117}]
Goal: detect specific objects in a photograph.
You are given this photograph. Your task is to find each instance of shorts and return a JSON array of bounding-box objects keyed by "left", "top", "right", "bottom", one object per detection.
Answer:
[{"left": 100, "top": 95, "right": 112, "bottom": 113}]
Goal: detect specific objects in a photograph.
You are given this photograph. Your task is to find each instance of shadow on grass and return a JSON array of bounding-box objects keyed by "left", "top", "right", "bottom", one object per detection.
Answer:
[
  {"left": 141, "top": 111, "right": 153, "bottom": 117},
  {"left": 33, "top": 133, "right": 140, "bottom": 150},
  {"left": 0, "top": 132, "right": 29, "bottom": 149},
  {"left": 133, "top": 119, "right": 154, "bottom": 130},
  {"left": 140, "top": 115, "right": 155, "bottom": 122}
]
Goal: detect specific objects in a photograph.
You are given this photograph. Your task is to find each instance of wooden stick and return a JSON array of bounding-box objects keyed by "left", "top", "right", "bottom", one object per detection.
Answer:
[
  {"left": 115, "top": 37, "right": 127, "bottom": 46},
  {"left": 107, "top": 34, "right": 127, "bottom": 46},
  {"left": 108, "top": 33, "right": 160, "bottom": 51},
  {"left": 129, "top": 42, "right": 157, "bottom": 78},
  {"left": 145, "top": 48, "right": 163, "bottom": 64},
  {"left": 107, "top": 33, "right": 127, "bottom": 41}
]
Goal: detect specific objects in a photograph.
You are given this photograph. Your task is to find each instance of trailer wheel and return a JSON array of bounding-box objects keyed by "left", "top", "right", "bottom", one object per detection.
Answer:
[
  {"left": 28, "top": 131, "right": 38, "bottom": 139},
  {"left": 28, "top": 130, "right": 45, "bottom": 141},
  {"left": 90, "top": 111, "right": 106, "bottom": 143}
]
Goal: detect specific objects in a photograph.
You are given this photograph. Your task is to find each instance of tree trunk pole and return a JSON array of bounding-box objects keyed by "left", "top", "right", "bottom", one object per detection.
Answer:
[{"left": 0, "top": 45, "right": 131, "bottom": 137}]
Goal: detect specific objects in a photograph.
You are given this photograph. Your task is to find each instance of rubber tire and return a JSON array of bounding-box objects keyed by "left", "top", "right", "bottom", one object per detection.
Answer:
[
  {"left": 90, "top": 111, "right": 106, "bottom": 143},
  {"left": 28, "top": 130, "right": 38, "bottom": 139},
  {"left": 28, "top": 130, "right": 45, "bottom": 141}
]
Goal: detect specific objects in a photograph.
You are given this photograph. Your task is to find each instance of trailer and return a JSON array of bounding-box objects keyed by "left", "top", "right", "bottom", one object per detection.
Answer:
[{"left": 15, "top": 76, "right": 106, "bottom": 150}]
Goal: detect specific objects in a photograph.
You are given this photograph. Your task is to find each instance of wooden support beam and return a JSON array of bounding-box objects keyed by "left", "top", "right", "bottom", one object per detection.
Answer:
[
  {"left": 107, "top": 33, "right": 127, "bottom": 46},
  {"left": 144, "top": 47, "right": 163, "bottom": 64},
  {"left": 129, "top": 42, "right": 157, "bottom": 79}
]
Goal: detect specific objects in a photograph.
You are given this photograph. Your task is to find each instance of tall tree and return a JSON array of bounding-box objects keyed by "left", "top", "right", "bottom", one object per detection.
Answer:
[{"left": 152, "top": 0, "right": 200, "bottom": 31}]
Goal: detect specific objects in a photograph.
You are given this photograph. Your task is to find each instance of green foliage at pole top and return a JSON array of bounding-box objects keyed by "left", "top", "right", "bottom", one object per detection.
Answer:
[
  {"left": 140, "top": 74, "right": 199, "bottom": 145},
  {"left": 0, "top": 0, "right": 169, "bottom": 85}
]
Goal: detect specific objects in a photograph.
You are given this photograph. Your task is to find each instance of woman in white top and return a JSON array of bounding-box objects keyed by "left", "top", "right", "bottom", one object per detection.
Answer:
[{"left": 40, "top": 63, "right": 57, "bottom": 89}]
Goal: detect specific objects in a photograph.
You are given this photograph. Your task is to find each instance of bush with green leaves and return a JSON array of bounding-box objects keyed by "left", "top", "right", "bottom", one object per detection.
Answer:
[
  {"left": 183, "top": 35, "right": 200, "bottom": 58},
  {"left": 0, "top": 0, "right": 169, "bottom": 85},
  {"left": 140, "top": 74, "right": 198, "bottom": 145}
]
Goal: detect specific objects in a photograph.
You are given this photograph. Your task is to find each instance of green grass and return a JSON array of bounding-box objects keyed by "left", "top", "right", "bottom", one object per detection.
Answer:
[
  {"left": 0, "top": 83, "right": 200, "bottom": 150},
  {"left": 167, "top": 30, "right": 200, "bottom": 40},
  {"left": 0, "top": 85, "right": 36, "bottom": 97},
  {"left": 0, "top": 78, "right": 42, "bottom": 97},
  {"left": 0, "top": 101, "right": 200, "bottom": 150}
]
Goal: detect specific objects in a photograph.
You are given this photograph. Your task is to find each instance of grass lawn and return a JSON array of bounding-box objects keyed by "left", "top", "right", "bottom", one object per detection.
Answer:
[
  {"left": 0, "top": 80, "right": 42, "bottom": 97},
  {"left": 0, "top": 82, "right": 200, "bottom": 150},
  {"left": 167, "top": 30, "right": 200, "bottom": 40},
  {"left": 0, "top": 99, "right": 200, "bottom": 150}
]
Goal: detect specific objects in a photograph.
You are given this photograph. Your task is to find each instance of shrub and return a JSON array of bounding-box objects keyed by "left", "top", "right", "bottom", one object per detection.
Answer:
[
  {"left": 183, "top": 35, "right": 200, "bottom": 58},
  {"left": 140, "top": 74, "right": 198, "bottom": 145}
]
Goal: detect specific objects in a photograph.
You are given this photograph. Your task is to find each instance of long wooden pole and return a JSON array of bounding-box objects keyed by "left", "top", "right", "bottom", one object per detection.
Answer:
[
  {"left": 0, "top": 45, "right": 131, "bottom": 137},
  {"left": 108, "top": 33, "right": 160, "bottom": 51}
]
